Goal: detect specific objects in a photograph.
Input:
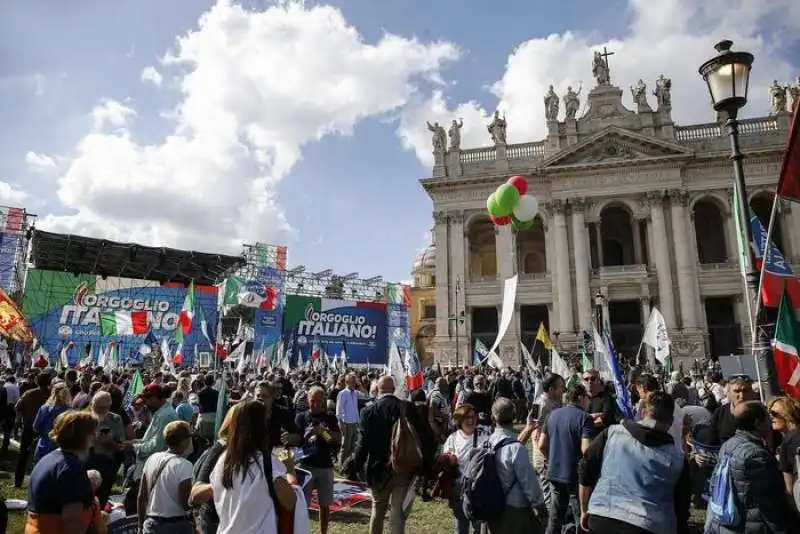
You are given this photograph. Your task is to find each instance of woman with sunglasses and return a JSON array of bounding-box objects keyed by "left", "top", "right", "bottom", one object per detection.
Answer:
[{"left": 767, "top": 396, "right": 800, "bottom": 505}]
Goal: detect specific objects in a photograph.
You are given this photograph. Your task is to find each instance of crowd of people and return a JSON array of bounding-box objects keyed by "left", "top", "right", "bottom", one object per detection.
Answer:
[{"left": 0, "top": 360, "right": 799, "bottom": 534}]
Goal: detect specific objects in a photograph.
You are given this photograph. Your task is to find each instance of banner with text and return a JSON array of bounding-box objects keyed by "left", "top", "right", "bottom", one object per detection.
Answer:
[
  {"left": 253, "top": 266, "right": 285, "bottom": 347},
  {"left": 283, "top": 295, "right": 387, "bottom": 365},
  {"left": 23, "top": 269, "right": 217, "bottom": 366}
]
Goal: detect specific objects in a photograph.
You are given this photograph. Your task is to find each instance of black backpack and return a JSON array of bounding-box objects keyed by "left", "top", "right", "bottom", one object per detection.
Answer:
[{"left": 461, "top": 438, "right": 518, "bottom": 522}]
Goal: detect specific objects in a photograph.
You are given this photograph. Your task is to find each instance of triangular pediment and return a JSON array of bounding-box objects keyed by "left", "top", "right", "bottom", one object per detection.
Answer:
[{"left": 540, "top": 126, "right": 694, "bottom": 168}]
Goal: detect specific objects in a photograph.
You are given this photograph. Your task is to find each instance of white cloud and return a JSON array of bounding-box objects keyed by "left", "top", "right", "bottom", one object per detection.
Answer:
[
  {"left": 25, "top": 151, "right": 57, "bottom": 172},
  {"left": 140, "top": 66, "right": 163, "bottom": 87},
  {"left": 91, "top": 99, "right": 137, "bottom": 130},
  {"left": 0, "top": 181, "right": 28, "bottom": 205},
  {"left": 399, "top": 0, "right": 800, "bottom": 160},
  {"left": 40, "top": 0, "right": 458, "bottom": 253}
]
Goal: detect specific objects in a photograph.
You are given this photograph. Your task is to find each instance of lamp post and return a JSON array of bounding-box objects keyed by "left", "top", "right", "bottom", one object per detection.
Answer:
[
  {"left": 698, "top": 40, "right": 777, "bottom": 398},
  {"left": 594, "top": 289, "right": 605, "bottom": 332},
  {"left": 448, "top": 276, "right": 465, "bottom": 367}
]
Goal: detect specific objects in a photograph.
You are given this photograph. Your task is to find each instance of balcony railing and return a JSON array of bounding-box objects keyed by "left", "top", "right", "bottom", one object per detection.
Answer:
[
  {"left": 459, "top": 147, "right": 496, "bottom": 164},
  {"left": 675, "top": 117, "right": 778, "bottom": 142},
  {"left": 592, "top": 264, "right": 649, "bottom": 277},
  {"left": 698, "top": 261, "right": 737, "bottom": 271}
]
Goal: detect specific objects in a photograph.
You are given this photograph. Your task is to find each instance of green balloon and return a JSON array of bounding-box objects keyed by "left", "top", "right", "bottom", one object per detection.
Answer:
[
  {"left": 494, "top": 184, "right": 520, "bottom": 215},
  {"left": 486, "top": 193, "right": 505, "bottom": 217},
  {"left": 512, "top": 215, "right": 533, "bottom": 230}
]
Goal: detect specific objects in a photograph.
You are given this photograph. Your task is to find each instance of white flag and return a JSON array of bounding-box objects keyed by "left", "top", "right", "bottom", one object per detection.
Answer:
[
  {"left": 388, "top": 342, "right": 407, "bottom": 398},
  {"left": 520, "top": 342, "right": 536, "bottom": 372},
  {"left": 643, "top": 308, "right": 671, "bottom": 365},
  {"left": 551, "top": 347, "right": 570, "bottom": 378},
  {"left": 592, "top": 327, "right": 612, "bottom": 381}
]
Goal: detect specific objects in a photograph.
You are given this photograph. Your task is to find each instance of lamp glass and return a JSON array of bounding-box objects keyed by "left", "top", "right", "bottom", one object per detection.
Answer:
[{"left": 707, "top": 61, "right": 750, "bottom": 106}]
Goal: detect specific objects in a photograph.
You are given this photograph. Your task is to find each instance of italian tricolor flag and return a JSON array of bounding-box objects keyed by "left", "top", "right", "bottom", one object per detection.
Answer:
[
  {"left": 178, "top": 281, "right": 195, "bottom": 336},
  {"left": 772, "top": 288, "right": 800, "bottom": 399},
  {"left": 173, "top": 322, "right": 185, "bottom": 366},
  {"left": 100, "top": 311, "right": 148, "bottom": 336}
]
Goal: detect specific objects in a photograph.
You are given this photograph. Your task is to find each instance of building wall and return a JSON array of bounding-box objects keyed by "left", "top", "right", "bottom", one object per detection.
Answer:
[{"left": 419, "top": 77, "right": 797, "bottom": 369}]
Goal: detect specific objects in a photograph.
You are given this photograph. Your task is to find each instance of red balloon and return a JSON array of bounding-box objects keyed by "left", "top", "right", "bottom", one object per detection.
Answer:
[
  {"left": 490, "top": 215, "right": 512, "bottom": 226},
  {"left": 507, "top": 175, "right": 528, "bottom": 196}
]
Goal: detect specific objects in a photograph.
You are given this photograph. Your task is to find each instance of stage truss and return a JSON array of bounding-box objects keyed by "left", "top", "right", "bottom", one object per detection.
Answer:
[{"left": 0, "top": 206, "right": 35, "bottom": 303}]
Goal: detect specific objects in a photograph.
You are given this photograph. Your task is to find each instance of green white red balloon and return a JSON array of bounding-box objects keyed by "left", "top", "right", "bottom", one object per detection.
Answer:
[{"left": 487, "top": 175, "right": 537, "bottom": 229}]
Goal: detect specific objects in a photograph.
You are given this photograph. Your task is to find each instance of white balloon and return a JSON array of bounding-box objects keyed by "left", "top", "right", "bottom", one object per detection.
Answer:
[{"left": 512, "top": 195, "right": 538, "bottom": 222}]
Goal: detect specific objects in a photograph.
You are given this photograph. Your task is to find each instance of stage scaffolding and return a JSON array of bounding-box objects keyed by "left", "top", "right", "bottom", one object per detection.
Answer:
[{"left": 0, "top": 206, "right": 35, "bottom": 303}]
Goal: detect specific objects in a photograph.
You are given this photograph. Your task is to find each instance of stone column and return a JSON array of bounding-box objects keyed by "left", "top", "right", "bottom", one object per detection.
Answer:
[
  {"left": 551, "top": 200, "right": 574, "bottom": 333},
  {"left": 546, "top": 215, "right": 559, "bottom": 333},
  {"left": 571, "top": 198, "right": 592, "bottom": 333},
  {"left": 595, "top": 223, "right": 604, "bottom": 267},
  {"left": 632, "top": 218, "right": 643, "bottom": 264},
  {"left": 450, "top": 211, "right": 466, "bottom": 363},
  {"left": 433, "top": 211, "right": 450, "bottom": 342},
  {"left": 669, "top": 189, "right": 701, "bottom": 329},
  {"left": 640, "top": 295, "right": 652, "bottom": 326},
  {"left": 646, "top": 192, "right": 677, "bottom": 327},
  {"left": 724, "top": 189, "right": 738, "bottom": 264}
]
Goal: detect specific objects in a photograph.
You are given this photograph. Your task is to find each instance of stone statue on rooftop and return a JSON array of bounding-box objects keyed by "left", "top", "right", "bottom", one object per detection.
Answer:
[
  {"left": 789, "top": 77, "right": 800, "bottom": 113},
  {"left": 426, "top": 121, "right": 446, "bottom": 152},
  {"left": 544, "top": 85, "right": 559, "bottom": 121},
  {"left": 770, "top": 80, "right": 788, "bottom": 114},
  {"left": 592, "top": 48, "right": 613, "bottom": 85},
  {"left": 487, "top": 111, "right": 507, "bottom": 145},
  {"left": 563, "top": 85, "right": 582, "bottom": 120},
  {"left": 630, "top": 79, "right": 650, "bottom": 110},
  {"left": 653, "top": 74, "right": 672, "bottom": 112},
  {"left": 448, "top": 118, "right": 464, "bottom": 151}
]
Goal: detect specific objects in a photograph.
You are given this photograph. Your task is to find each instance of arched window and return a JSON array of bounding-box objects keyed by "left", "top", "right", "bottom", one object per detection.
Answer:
[
  {"left": 693, "top": 199, "right": 728, "bottom": 264},
  {"left": 517, "top": 216, "right": 547, "bottom": 274},
  {"left": 468, "top": 217, "right": 497, "bottom": 280},
  {"left": 600, "top": 205, "right": 635, "bottom": 266}
]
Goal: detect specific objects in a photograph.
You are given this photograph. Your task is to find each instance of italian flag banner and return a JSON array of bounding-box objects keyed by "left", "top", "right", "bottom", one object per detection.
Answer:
[
  {"left": 178, "top": 281, "right": 195, "bottom": 336},
  {"left": 100, "top": 311, "right": 148, "bottom": 336},
  {"left": 772, "top": 288, "right": 800, "bottom": 398}
]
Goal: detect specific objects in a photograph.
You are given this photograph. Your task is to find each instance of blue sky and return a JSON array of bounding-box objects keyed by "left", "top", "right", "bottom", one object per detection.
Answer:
[{"left": 1, "top": 0, "right": 798, "bottom": 283}]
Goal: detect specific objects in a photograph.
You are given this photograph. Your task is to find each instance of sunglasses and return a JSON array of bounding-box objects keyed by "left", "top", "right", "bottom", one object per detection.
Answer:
[
  {"left": 582, "top": 376, "right": 598, "bottom": 382},
  {"left": 769, "top": 410, "right": 784, "bottom": 419}
]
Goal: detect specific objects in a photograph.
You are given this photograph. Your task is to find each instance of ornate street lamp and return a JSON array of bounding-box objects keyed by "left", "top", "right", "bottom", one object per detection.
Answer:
[{"left": 699, "top": 40, "right": 776, "bottom": 398}]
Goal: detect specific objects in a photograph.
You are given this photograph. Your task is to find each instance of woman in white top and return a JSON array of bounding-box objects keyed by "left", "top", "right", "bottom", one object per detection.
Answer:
[
  {"left": 442, "top": 403, "right": 489, "bottom": 534},
  {"left": 210, "top": 400, "right": 297, "bottom": 534}
]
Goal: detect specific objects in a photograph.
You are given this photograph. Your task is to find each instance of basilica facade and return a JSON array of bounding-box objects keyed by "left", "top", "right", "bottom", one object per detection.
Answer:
[{"left": 414, "top": 57, "right": 799, "bottom": 369}]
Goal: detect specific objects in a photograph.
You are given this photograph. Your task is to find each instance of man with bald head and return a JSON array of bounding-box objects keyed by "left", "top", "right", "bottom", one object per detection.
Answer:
[
  {"left": 353, "top": 375, "right": 428, "bottom": 534},
  {"left": 705, "top": 401, "right": 798, "bottom": 532},
  {"left": 88, "top": 390, "right": 125, "bottom": 506}
]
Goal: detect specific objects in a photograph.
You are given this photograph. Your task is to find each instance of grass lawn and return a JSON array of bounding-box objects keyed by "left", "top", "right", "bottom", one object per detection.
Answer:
[{"left": 1, "top": 441, "right": 706, "bottom": 534}]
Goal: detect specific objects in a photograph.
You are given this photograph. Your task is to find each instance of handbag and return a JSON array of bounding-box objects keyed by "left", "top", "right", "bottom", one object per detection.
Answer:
[{"left": 259, "top": 452, "right": 295, "bottom": 534}]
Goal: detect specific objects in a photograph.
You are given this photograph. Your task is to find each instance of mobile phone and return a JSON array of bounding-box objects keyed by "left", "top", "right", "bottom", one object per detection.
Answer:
[{"left": 527, "top": 405, "right": 540, "bottom": 423}]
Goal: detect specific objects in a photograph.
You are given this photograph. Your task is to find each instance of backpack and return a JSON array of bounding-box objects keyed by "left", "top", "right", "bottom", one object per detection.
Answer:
[
  {"left": 708, "top": 453, "right": 741, "bottom": 527},
  {"left": 461, "top": 438, "right": 518, "bottom": 522},
  {"left": 389, "top": 401, "right": 424, "bottom": 475}
]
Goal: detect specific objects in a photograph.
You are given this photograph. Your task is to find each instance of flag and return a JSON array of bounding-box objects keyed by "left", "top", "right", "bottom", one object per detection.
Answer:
[
  {"left": 59, "top": 341, "right": 74, "bottom": 369},
  {"left": 772, "top": 288, "right": 800, "bottom": 398},
  {"left": 520, "top": 341, "right": 536, "bottom": 372},
  {"left": 551, "top": 347, "right": 570, "bottom": 378},
  {"left": 473, "top": 339, "right": 489, "bottom": 366},
  {"left": 750, "top": 212, "right": 800, "bottom": 308},
  {"left": 388, "top": 343, "right": 407, "bottom": 398},
  {"left": 602, "top": 330, "right": 635, "bottom": 419},
  {"left": 178, "top": 280, "right": 195, "bottom": 336},
  {"left": 580, "top": 345, "right": 593, "bottom": 372},
  {"left": 78, "top": 344, "right": 94, "bottom": 370},
  {"left": 123, "top": 370, "right": 144, "bottom": 409},
  {"left": 105, "top": 342, "right": 119, "bottom": 371},
  {"left": 100, "top": 311, "right": 148, "bottom": 336},
  {"left": 311, "top": 338, "right": 321, "bottom": 361},
  {"left": 139, "top": 330, "right": 157, "bottom": 356},
  {"left": 219, "top": 276, "right": 245, "bottom": 309},
  {"left": 777, "top": 98, "right": 800, "bottom": 202},
  {"left": 172, "top": 327, "right": 185, "bottom": 366},
  {"left": 642, "top": 307, "right": 671, "bottom": 365},
  {"left": 197, "top": 302, "right": 215, "bottom": 346},
  {"left": 214, "top": 372, "right": 228, "bottom": 436},
  {"left": 533, "top": 322, "right": 553, "bottom": 365},
  {"left": 405, "top": 348, "right": 424, "bottom": 391}
]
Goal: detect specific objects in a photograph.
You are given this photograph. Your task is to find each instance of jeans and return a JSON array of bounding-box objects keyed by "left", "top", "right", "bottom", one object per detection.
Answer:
[
  {"left": 87, "top": 452, "right": 120, "bottom": 507},
  {"left": 452, "top": 501, "right": 480, "bottom": 534},
  {"left": 14, "top": 425, "right": 34, "bottom": 488},
  {"left": 545, "top": 481, "right": 580, "bottom": 534},
  {"left": 199, "top": 513, "right": 219, "bottom": 534}
]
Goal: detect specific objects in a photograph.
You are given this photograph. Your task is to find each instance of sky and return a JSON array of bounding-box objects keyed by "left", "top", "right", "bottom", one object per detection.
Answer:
[{"left": 1, "top": 0, "right": 799, "bottom": 284}]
